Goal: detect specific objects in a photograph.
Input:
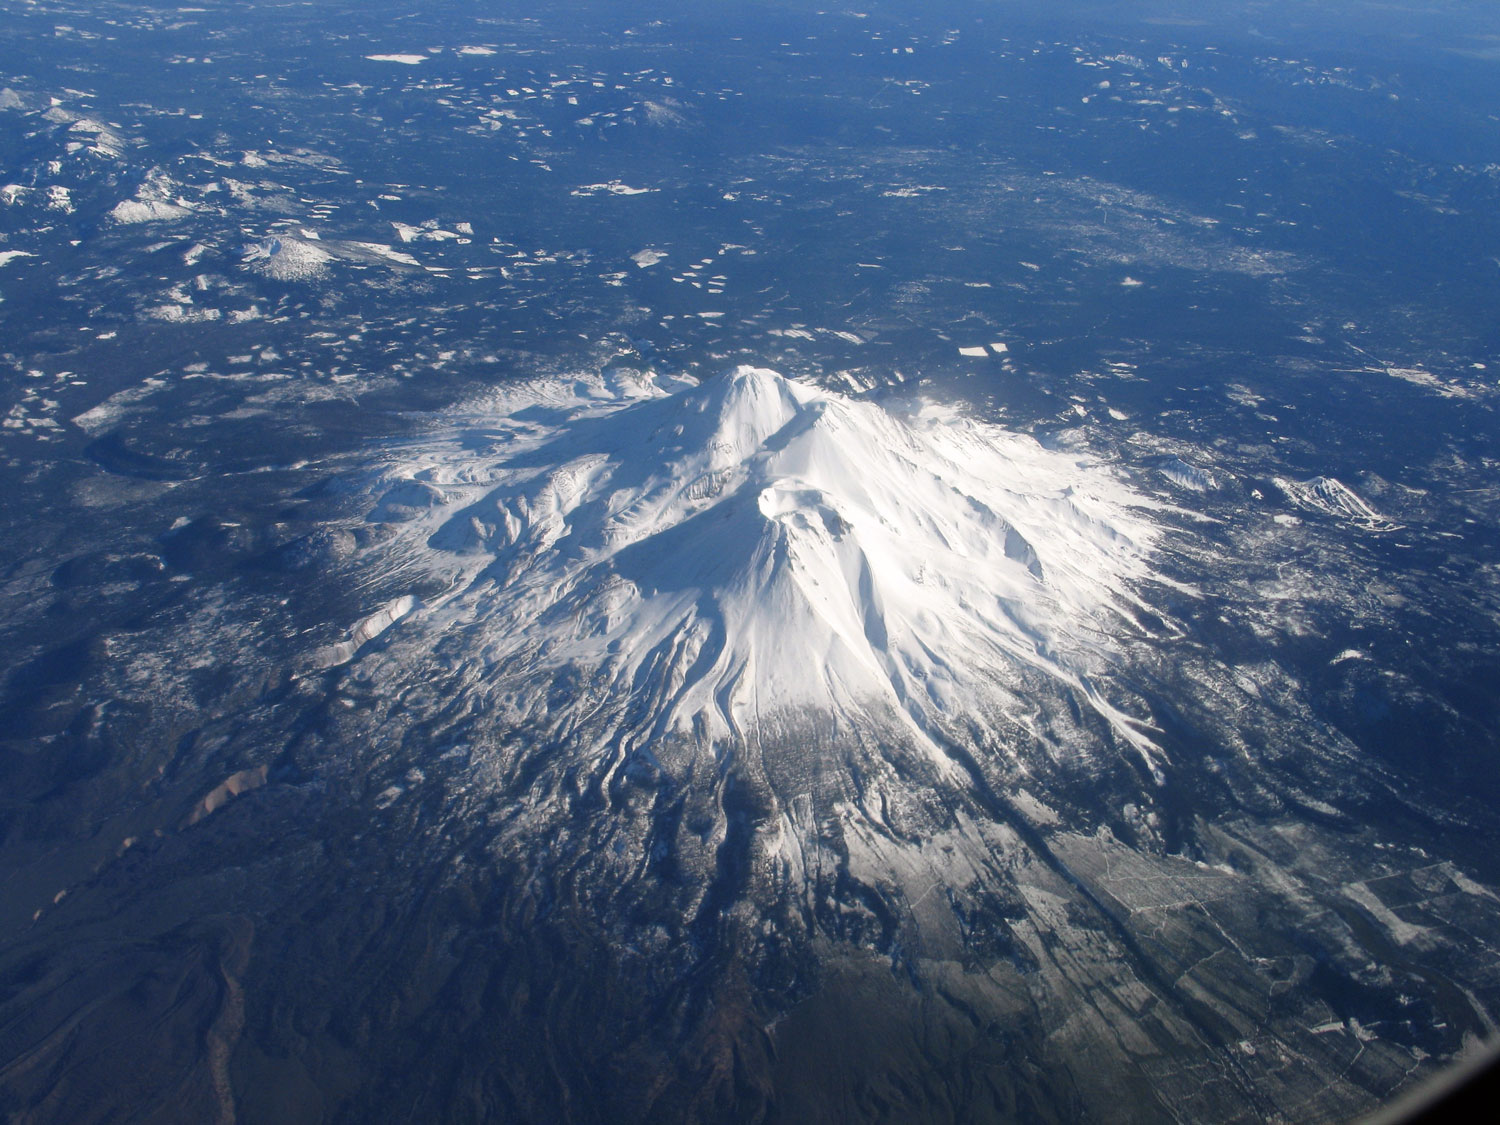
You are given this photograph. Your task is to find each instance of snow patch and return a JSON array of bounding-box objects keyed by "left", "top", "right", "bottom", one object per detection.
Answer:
[
  {"left": 110, "top": 198, "right": 190, "bottom": 224},
  {"left": 1381, "top": 365, "right": 1473, "bottom": 400}
]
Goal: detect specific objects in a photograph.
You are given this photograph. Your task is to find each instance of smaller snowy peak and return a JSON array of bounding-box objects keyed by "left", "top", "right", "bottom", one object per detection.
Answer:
[
  {"left": 110, "top": 198, "right": 190, "bottom": 224},
  {"left": 1154, "top": 455, "right": 1216, "bottom": 492},
  {"left": 1276, "top": 475, "right": 1399, "bottom": 532},
  {"left": 242, "top": 236, "right": 332, "bottom": 281},
  {"left": 109, "top": 169, "right": 192, "bottom": 224}
]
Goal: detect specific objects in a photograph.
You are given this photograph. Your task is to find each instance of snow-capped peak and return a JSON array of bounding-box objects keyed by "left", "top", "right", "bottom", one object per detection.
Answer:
[{"left": 365, "top": 367, "right": 1166, "bottom": 773}]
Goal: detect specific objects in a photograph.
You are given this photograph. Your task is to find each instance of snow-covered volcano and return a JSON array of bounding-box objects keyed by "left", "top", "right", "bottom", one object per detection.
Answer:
[{"left": 363, "top": 366, "right": 1166, "bottom": 774}]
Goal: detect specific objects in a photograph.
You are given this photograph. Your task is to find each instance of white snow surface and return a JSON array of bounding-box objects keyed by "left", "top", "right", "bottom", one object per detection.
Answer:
[{"left": 373, "top": 367, "right": 1166, "bottom": 770}]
